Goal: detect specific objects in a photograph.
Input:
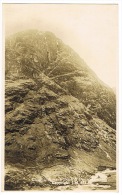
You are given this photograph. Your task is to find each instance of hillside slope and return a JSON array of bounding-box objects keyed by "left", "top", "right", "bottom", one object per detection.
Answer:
[{"left": 5, "top": 30, "right": 116, "bottom": 190}]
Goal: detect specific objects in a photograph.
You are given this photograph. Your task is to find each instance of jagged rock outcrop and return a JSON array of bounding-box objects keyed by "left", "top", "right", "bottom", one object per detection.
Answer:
[{"left": 5, "top": 30, "right": 116, "bottom": 190}]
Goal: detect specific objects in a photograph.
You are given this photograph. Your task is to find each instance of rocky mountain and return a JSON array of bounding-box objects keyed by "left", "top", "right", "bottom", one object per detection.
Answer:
[{"left": 5, "top": 30, "right": 116, "bottom": 190}]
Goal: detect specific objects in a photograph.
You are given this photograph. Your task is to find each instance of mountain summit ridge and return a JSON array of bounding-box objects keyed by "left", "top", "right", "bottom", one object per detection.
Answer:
[{"left": 6, "top": 30, "right": 116, "bottom": 128}]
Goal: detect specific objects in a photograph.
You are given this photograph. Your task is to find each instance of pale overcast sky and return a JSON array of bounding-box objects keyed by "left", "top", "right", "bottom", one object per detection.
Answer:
[{"left": 3, "top": 4, "right": 118, "bottom": 87}]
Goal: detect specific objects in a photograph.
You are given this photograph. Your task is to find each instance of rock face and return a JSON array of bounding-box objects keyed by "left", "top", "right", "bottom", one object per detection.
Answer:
[{"left": 5, "top": 30, "right": 116, "bottom": 190}]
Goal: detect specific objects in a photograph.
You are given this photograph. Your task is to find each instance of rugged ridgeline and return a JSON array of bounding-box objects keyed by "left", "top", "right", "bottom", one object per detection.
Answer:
[{"left": 5, "top": 30, "right": 116, "bottom": 190}]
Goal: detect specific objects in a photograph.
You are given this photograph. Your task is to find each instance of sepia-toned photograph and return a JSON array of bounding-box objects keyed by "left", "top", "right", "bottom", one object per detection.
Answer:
[{"left": 3, "top": 2, "right": 118, "bottom": 191}]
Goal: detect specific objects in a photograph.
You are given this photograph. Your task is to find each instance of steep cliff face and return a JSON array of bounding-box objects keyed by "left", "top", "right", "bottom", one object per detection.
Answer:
[{"left": 5, "top": 30, "right": 116, "bottom": 190}]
